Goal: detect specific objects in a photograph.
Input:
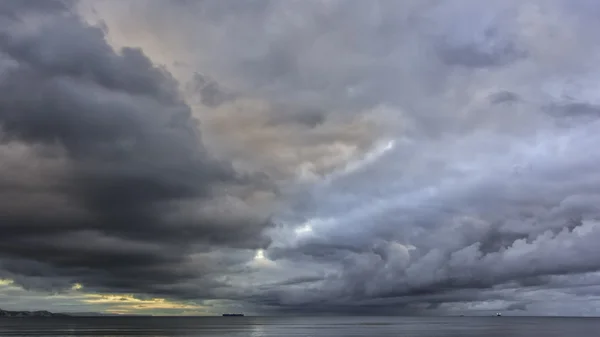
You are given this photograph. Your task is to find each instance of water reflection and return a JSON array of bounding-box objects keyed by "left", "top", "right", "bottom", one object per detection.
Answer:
[{"left": 1, "top": 316, "right": 600, "bottom": 336}]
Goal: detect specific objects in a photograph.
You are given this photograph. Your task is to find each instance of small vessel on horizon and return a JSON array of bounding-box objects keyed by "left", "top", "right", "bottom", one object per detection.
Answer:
[{"left": 222, "top": 313, "right": 244, "bottom": 317}]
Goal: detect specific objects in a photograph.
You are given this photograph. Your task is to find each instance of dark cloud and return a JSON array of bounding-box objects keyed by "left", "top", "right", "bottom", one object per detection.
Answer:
[
  {"left": 2, "top": 0, "right": 600, "bottom": 317},
  {"left": 0, "top": 0, "right": 71, "bottom": 19},
  {"left": 83, "top": 0, "right": 600, "bottom": 316},
  {"left": 437, "top": 34, "right": 526, "bottom": 68},
  {"left": 266, "top": 106, "right": 326, "bottom": 129},
  {"left": 249, "top": 117, "right": 600, "bottom": 313},
  {"left": 547, "top": 102, "right": 600, "bottom": 119},
  {"left": 489, "top": 91, "right": 520, "bottom": 105},
  {"left": 186, "top": 73, "right": 235, "bottom": 107},
  {"left": 0, "top": 0, "right": 273, "bottom": 300},
  {"left": 432, "top": 1, "right": 527, "bottom": 69}
]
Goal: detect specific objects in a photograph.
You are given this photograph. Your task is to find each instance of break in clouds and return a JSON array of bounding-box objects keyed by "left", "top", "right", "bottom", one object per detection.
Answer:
[{"left": 2, "top": 0, "right": 600, "bottom": 316}]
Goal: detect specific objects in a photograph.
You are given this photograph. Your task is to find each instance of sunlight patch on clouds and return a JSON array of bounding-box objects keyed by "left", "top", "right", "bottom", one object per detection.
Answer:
[
  {"left": 0, "top": 279, "right": 14, "bottom": 286},
  {"left": 323, "top": 139, "right": 396, "bottom": 182},
  {"left": 294, "top": 222, "right": 314, "bottom": 235},
  {"left": 250, "top": 248, "right": 276, "bottom": 268},
  {"left": 0, "top": 279, "right": 210, "bottom": 315},
  {"left": 295, "top": 141, "right": 361, "bottom": 183},
  {"left": 342, "top": 139, "right": 395, "bottom": 174},
  {"left": 83, "top": 294, "right": 203, "bottom": 312}
]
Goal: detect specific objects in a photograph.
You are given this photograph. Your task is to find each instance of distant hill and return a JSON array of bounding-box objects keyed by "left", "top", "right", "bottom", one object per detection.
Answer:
[
  {"left": 0, "top": 309, "right": 69, "bottom": 317},
  {"left": 61, "top": 312, "right": 118, "bottom": 317}
]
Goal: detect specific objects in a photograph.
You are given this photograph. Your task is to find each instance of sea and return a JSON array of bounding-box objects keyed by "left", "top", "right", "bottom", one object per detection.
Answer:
[{"left": 1, "top": 316, "right": 599, "bottom": 336}]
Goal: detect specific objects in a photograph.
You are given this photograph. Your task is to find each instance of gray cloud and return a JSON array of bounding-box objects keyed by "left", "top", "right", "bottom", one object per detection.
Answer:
[
  {"left": 0, "top": 0, "right": 71, "bottom": 19},
  {"left": 2, "top": 0, "right": 600, "bottom": 317},
  {"left": 185, "top": 73, "right": 236, "bottom": 108},
  {"left": 0, "top": 0, "right": 274, "bottom": 302}
]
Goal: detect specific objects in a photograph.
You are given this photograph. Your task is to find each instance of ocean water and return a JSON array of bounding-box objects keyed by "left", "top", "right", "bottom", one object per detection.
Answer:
[{"left": 1, "top": 316, "right": 599, "bottom": 336}]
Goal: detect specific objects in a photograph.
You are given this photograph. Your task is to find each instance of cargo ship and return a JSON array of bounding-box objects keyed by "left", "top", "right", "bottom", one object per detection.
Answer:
[{"left": 222, "top": 313, "right": 244, "bottom": 317}]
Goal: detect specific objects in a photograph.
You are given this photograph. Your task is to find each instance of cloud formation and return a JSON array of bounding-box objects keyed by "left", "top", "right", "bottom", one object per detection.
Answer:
[
  {"left": 2, "top": 0, "right": 600, "bottom": 316},
  {"left": 0, "top": 0, "right": 273, "bottom": 306}
]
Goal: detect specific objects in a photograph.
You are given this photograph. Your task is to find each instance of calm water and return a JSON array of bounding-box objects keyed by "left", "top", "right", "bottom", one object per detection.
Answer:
[{"left": 1, "top": 316, "right": 599, "bottom": 336}]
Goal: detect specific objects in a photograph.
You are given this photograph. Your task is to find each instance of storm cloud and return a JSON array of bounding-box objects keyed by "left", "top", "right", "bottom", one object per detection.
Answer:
[
  {"left": 1, "top": 0, "right": 600, "bottom": 316},
  {"left": 0, "top": 0, "right": 274, "bottom": 304}
]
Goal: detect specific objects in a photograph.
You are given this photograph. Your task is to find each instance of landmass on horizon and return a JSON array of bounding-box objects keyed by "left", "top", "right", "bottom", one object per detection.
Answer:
[
  {"left": 0, "top": 309, "right": 152, "bottom": 318},
  {"left": 0, "top": 309, "right": 68, "bottom": 317}
]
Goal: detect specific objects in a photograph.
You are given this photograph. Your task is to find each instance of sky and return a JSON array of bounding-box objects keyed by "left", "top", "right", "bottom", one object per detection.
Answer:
[{"left": 1, "top": 0, "right": 600, "bottom": 316}]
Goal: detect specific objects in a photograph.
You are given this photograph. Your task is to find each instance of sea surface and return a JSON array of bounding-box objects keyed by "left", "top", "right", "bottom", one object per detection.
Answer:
[{"left": 1, "top": 316, "right": 599, "bottom": 336}]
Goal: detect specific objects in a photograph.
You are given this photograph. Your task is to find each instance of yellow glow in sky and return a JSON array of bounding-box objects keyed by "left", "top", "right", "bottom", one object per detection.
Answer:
[
  {"left": 83, "top": 294, "right": 203, "bottom": 311},
  {"left": 0, "top": 279, "right": 14, "bottom": 286}
]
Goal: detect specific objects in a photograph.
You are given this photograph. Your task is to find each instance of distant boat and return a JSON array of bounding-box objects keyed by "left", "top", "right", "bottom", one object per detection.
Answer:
[
  {"left": 222, "top": 313, "right": 244, "bottom": 317},
  {"left": 496, "top": 312, "right": 502, "bottom": 317}
]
